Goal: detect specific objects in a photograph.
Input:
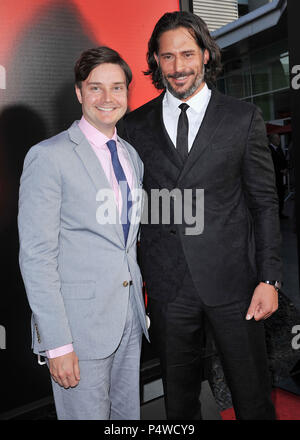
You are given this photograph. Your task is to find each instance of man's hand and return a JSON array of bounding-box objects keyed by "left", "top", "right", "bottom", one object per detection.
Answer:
[
  {"left": 246, "top": 282, "right": 278, "bottom": 321},
  {"left": 49, "top": 351, "right": 80, "bottom": 389}
]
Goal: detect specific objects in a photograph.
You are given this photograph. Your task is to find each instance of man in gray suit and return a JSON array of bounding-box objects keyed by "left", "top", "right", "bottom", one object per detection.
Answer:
[{"left": 18, "top": 47, "right": 149, "bottom": 420}]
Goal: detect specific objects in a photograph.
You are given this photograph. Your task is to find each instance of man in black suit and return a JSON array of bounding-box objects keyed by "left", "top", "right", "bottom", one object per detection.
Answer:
[
  {"left": 268, "top": 133, "right": 288, "bottom": 218},
  {"left": 122, "top": 11, "right": 282, "bottom": 420}
]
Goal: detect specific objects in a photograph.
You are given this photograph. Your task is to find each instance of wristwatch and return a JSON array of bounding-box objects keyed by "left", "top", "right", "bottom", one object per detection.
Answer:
[{"left": 262, "top": 280, "right": 281, "bottom": 292}]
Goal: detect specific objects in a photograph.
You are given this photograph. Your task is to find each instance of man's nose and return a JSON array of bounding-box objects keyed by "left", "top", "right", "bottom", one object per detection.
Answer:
[
  {"left": 101, "top": 89, "right": 113, "bottom": 102},
  {"left": 174, "top": 56, "right": 185, "bottom": 73}
]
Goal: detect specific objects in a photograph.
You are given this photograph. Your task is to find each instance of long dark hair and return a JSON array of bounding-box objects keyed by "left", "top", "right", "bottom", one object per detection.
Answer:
[{"left": 144, "top": 11, "right": 222, "bottom": 89}]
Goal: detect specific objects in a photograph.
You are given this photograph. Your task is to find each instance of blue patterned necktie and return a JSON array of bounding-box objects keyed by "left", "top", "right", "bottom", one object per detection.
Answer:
[{"left": 106, "top": 140, "right": 132, "bottom": 243}]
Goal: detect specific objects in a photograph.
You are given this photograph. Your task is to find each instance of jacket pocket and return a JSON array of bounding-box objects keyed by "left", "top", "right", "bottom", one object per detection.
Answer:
[{"left": 61, "top": 281, "right": 96, "bottom": 300}]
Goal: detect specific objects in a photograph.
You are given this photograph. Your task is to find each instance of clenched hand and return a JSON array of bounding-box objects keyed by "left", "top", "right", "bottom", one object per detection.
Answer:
[{"left": 49, "top": 351, "right": 80, "bottom": 389}]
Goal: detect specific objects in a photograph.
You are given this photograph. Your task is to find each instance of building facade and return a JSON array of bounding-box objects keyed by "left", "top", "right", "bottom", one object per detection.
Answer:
[
  {"left": 211, "top": 0, "right": 289, "bottom": 126},
  {"left": 192, "top": 0, "right": 238, "bottom": 31}
]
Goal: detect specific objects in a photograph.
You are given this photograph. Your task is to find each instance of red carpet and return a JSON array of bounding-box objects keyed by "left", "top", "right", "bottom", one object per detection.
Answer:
[{"left": 221, "top": 388, "right": 300, "bottom": 420}]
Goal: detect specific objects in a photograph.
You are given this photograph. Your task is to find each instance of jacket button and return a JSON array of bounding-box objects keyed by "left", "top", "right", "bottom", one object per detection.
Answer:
[
  {"left": 123, "top": 281, "right": 129, "bottom": 287},
  {"left": 170, "top": 229, "right": 176, "bottom": 235}
]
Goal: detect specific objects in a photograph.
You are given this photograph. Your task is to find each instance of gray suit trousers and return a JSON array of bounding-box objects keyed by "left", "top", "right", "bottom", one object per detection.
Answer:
[{"left": 50, "top": 289, "right": 142, "bottom": 420}]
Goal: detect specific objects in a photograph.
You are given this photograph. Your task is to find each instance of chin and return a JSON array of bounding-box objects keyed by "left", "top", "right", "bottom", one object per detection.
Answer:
[{"left": 176, "top": 85, "right": 190, "bottom": 95}]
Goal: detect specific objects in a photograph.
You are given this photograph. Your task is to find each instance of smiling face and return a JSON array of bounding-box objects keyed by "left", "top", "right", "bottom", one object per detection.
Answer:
[
  {"left": 75, "top": 63, "right": 128, "bottom": 137},
  {"left": 154, "top": 26, "right": 209, "bottom": 101}
]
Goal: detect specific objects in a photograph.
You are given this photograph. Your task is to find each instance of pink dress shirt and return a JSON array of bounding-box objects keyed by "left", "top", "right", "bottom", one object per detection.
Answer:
[{"left": 46, "top": 117, "right": 134, "bottom": 359}]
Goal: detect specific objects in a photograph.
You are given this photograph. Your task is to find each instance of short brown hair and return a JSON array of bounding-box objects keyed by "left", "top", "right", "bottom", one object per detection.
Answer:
[{"left": 74, "top": 46, "right": 132, "bottom": 89}]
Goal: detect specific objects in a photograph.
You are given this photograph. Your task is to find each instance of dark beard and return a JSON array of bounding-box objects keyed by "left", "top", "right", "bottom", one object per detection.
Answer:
[{"left": 161, "top": 66, "right": 205, "bottom": 100}]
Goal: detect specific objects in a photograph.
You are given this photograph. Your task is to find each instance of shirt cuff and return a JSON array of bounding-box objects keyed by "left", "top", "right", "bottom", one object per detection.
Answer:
[{"left": 46, "top": 344, "right": 74, "bottom": 359}]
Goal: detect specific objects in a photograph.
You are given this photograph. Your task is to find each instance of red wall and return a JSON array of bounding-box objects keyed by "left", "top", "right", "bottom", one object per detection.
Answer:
[{"left": 1, "top": 0, "right": 179, "bottom": 110}]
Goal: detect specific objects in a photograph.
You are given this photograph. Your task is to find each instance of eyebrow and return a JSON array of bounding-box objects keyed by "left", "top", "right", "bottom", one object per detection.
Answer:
[
  {"left": 87, "top": 81, "right": 126, "bottom": 85},
  {"left": 160, "top": 50, "right": 196, "bottom": 56}
]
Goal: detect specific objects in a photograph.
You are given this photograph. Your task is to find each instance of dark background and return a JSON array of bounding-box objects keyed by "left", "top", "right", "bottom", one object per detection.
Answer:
[
  {"left": 0, "top": 0, "right": 179, "bottom": 414},
  {"left": 287, "top": 0, "right": 300, "bottom": 288}
]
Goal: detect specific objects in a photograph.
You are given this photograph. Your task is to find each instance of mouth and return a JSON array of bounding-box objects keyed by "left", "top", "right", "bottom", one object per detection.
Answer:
[
  {"left": 168, "top": 72, "right": 194, "bottom": 87},
  {"left": 96, "top": 106, "right": 116, "bottom": 112},
  {"left": 173, "top": 76, "right": 189, "bottom": 86}
]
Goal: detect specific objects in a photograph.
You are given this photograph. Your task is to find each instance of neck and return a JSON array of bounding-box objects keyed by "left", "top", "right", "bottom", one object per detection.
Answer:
[{"left": 82, "top": 116, "right": 115, "bottom": 138}]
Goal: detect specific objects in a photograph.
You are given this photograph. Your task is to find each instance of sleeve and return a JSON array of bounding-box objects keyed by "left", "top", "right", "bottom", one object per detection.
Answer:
[
  {"left": 241, "top": 108, "right": 282, "bottom": 281},
  {"left": 46, "top": 344, "right": 74, "bottom": 359},
  {"left": 18, "top": 146, "right": 73, "bottom": 352}
]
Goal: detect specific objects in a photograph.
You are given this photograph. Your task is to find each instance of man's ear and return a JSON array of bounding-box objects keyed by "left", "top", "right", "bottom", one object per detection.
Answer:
[
  {"left": 75, "top": 85, "right": 82, "bottom": 104},
  {"left": 154, "top": 52, "right": 159, "bottom": 66},
  {"left": 203, "top": 49, "right": 210, "bottom": 65}
]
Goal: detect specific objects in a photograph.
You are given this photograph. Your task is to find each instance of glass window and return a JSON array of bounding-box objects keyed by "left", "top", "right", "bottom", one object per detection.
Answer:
[
  {"left": 253, "top": 93, "right": 273, "bottom": 121},
  {"left": 217, "top": 40, "right": 289, "bottom": 121},
  {"left": 250, "top": 40, "right": 289, "bottom": 93},
  {"left": 279, "top": 52, "right": 290, "bottom": 86},
  {"left": 273, "top": 89, "right": 291, "bottom": 120},
  {"left": 217, "top": 70, "right": 251, "bottom": 99},
  {"left": 271, "top": 58, "right": 289, "bottom": 90},
  {"left": 217, "top": 77, "right": 226, "bottom": 94},
  {"left": 251, "top": 64, "right": 270, "bottom": 95}
]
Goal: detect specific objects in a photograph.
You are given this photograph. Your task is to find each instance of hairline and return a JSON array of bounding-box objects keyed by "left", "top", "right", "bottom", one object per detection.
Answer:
[
  {"left": 156, "top": 25, "right": 204, "bottom": 54},
  {"left": 75, "top": 60, "right": 131, "bottom": 90}
]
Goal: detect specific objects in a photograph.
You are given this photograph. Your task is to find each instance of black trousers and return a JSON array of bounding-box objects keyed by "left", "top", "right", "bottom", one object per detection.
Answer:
[
  {"left": 148, "top": 271, "right": 276, "bottom": 420},
  {"left": 276, "top": 179, "right": 285, "bottom": 215}
]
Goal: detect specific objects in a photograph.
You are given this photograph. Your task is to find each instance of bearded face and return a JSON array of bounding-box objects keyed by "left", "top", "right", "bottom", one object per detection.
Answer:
[{"left": 155, "top": 27, "right": 209, "bottom": 101}]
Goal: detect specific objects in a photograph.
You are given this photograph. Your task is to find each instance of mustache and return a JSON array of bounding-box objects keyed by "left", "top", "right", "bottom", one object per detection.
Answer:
[{"left": 167, "top": 70, "right": 195, "bottom": 79}]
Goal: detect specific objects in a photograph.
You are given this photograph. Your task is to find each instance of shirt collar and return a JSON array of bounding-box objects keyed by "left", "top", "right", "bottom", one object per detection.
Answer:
[
  {"left": 78, "top": 116, "right": 117, "bottom": 148},
  {"left": 165, "top": 83, "right": 210, "bottom": 114}
]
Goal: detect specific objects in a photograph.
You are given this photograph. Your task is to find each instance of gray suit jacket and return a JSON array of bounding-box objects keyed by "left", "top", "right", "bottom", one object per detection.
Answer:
[{"left": 18, "top": 121, "right": 149, "bottom": 360}]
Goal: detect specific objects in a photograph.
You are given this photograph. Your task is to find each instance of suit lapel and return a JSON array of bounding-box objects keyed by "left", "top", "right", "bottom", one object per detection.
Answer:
[
  {"left": 68, "top": 122, "right": 124, "bottom": 245},
  {"left": 118, "top": 137, "right": 141, "bottom": 249},
  {"left": 177, "top": 88, "right": 226, "bottom": 183},
  {"left": 150, "top": 94, "right": 184, "bottom": 170}
]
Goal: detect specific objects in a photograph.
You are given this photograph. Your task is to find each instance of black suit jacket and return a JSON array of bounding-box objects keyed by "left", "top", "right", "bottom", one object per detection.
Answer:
[
  {"left": 269, "top": 143, "right": 287, "bottom": 188},
  {"left": 122, "top": 88, "right": 282, "bottom": 306}
]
